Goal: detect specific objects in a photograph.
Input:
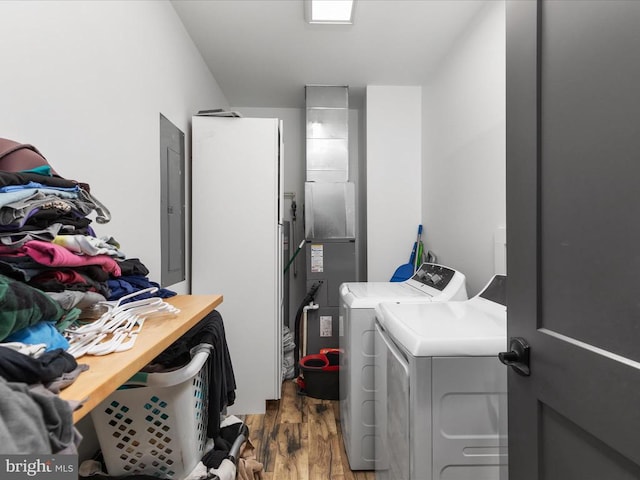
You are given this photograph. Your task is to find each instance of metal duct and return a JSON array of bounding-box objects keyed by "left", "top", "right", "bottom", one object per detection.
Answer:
[
  {"left": 304, "top": 85, "right": 355, "bottom": 239},
  {"left": 305, "top": 85, "right": 349, "bottom": 182}
]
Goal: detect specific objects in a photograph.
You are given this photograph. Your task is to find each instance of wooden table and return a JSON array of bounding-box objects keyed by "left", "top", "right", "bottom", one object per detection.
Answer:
[{"left": 59, "top": 294, "right": 223, "bottom": 423}]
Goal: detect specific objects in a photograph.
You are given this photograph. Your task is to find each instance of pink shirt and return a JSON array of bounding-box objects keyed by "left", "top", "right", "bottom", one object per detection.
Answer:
[{"left": 0, "top": 239, "right": 121, "bottom": 276}]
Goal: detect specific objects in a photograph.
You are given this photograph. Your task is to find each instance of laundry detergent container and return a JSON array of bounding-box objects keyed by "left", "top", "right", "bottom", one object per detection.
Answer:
[{"left": 300, "top": 348, "right": 341, "bottom": 400}]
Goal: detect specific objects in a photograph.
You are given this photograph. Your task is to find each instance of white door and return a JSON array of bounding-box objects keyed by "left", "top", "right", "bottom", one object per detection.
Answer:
[{"left": 192, "top": 116, "right": 282, "bottom": 414}]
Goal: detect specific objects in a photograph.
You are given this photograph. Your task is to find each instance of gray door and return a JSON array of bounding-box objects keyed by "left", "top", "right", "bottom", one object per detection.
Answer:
[{"left": 506, "top": 1, "right": 640, "bottom": 479}]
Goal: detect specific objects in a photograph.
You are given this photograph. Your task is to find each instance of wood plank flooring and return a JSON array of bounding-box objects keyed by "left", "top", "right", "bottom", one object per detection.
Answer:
[{"left": 244, "top": 380, "right": 376, "bottom": 480}]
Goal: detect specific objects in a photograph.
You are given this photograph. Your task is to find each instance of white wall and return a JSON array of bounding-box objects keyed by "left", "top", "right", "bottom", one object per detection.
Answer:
[
  {"left": 422, "top": 1, "right": 506, "bottom": 295},
  {"left": 366, "top": 86, "right": 422, "bottom": 281},
  {"left": 0, "top": 0, "right": 228, "bottom": 293}
]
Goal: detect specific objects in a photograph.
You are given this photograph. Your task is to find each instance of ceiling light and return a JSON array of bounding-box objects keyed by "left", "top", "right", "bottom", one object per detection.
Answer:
[{"left": 305, "top": 0, "right": 355, "bottom": 24}]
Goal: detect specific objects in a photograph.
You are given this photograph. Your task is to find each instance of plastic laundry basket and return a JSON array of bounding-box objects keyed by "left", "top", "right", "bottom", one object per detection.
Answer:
[{"left": 91, "top": 344, "right": 212, "bottom": 479}]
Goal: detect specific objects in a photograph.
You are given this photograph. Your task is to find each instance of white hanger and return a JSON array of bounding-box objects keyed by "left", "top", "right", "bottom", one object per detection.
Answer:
[
  {"left": 65, "top": 288, "right": 180, "bottom": 358},
  {"left": 114, "top": 318, "right": 146, "bottom": 353},
  {"left": 67, "top": 332, "right": 108, "bottom": 358},
  {"left": 113, "top": 287, "right": 159, "bottom": 308}
]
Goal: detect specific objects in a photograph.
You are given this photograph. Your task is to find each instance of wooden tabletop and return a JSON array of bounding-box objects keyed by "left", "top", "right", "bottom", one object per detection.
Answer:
[{"left": 60, "top": 294, "right": 223, "bottom": 423}]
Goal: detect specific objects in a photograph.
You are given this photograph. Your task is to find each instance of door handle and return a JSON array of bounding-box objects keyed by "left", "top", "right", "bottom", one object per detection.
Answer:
[{"left": 498, "top": 337, "right": 531, "bottom": 376}]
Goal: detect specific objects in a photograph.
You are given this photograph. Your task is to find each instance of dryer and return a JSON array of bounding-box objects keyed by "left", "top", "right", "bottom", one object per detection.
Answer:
[
  {"left": 339, "top": 263, "right": 467, "bottom": 470},
  {"left": 374, "top": 275, "right": 507, "bottom": 480}
]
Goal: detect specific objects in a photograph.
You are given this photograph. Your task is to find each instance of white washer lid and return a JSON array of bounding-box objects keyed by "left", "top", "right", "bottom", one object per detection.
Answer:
[
  {"left": 341, "top": 282, "right": 432, "bottom": 308},
  {"left": 376, "top": 297, "right": 506, "bottom": 357}
]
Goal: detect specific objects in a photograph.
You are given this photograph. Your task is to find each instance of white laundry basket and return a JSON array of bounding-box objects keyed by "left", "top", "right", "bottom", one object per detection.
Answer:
[{"left": 91, "top": 344, "right": 212, "bottom": 479}]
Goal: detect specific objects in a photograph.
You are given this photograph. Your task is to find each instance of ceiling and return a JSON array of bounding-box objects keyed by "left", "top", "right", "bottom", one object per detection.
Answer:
[{"left": 171, "top": 0, "right": 489, "bottom": 109}]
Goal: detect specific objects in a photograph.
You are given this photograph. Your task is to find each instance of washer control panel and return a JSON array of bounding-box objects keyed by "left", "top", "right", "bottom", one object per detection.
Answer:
[{"left": 410, "top": 263, "right": 456, "bottom": 291}]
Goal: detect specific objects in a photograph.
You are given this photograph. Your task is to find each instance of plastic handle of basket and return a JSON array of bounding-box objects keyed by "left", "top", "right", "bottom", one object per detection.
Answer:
[
  {"left": 227, "top": 423, "right": 248, "bottom": 462},
  {"left": 125, "top": 345, "right": 212, "bottom": 389}
]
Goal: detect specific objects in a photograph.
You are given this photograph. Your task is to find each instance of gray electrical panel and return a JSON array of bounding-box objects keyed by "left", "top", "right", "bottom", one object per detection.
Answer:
[{"left": 159, "top": 114, "right": 185, "bottom": 287}]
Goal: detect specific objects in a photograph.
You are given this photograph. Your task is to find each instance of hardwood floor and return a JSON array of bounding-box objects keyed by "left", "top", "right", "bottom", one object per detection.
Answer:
[{"left": 244, "top": 380, "right": 376, "bottom": 480}]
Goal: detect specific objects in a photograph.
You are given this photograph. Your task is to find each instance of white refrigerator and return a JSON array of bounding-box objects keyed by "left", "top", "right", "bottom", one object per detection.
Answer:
[{"left": 191, "top": 115, "right": 283, "bottom": 414}]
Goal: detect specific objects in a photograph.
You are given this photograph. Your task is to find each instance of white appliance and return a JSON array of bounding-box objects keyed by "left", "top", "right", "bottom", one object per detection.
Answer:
[
  {"left": 192, "top": 116, "right": 283, "bottom": 414},
  {"left": 374, "top": 275, "right": 508, "bottom": 480},
  {"left": 339, "top": 263, "right": 468, "bottom": 470}
]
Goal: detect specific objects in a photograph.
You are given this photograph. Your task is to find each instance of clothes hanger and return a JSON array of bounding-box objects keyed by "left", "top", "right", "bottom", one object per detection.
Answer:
[
  {"left": 65, "top": 287, "right": 181, "bottom": 358},
  {"left": 67, "top": 332, "right": 108, "bottom": 358},
  {"left": 114, "top": 318, "right": 146, "bottom": 353}
]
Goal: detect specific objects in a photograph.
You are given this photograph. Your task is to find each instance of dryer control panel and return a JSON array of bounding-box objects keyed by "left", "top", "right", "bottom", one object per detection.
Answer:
[
  {"left": 410, "top": 263, "right": 456, "bottom": 291},
  {"left": 479, "top": 274, "right": 507, "bottom": 306}
]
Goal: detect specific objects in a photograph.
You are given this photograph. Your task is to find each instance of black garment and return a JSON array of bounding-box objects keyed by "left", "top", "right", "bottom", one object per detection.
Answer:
[
  {"left": 149, "top": 311, "right": 236, "bottom": 438},
  {"left": 117, "top": 258, "right": 149, "bottom": 277},
  {"left": 28, "top": 268, "right": 110, "bottom": 298},
  {"left": 202, "top": 423, "right": 246, "bottom": 468},
  {"left": 0, "top": 171, "right": 79, "bottom": 189},
  {"left": 24, "top": 209, "right": 92, "bottom": 231},
  {"left": 29, "top": 275, "right": 110, "bottom": 299},
  {"left": 0, "top": 256, "right": 44, "bottom": 282},
  {"left": 0, "top": 256, "right": 108, "bottom": 283},
  {"left": 76, "top": 265, "right": 111, "bottom": 282},
  {"left": 202, "top": 449, "right": 228, "bottom": 469},
  {"left": 0, "top": 346, "right": 78, "bottom": 384}
]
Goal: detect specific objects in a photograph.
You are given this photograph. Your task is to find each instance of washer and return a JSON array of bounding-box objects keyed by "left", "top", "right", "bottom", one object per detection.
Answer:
[
  {"left": 374, "top": 275, "right": 507, "bottom": 480},
  {"left": 339, "top": 263, "right": 467, "bottom": 470}
]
